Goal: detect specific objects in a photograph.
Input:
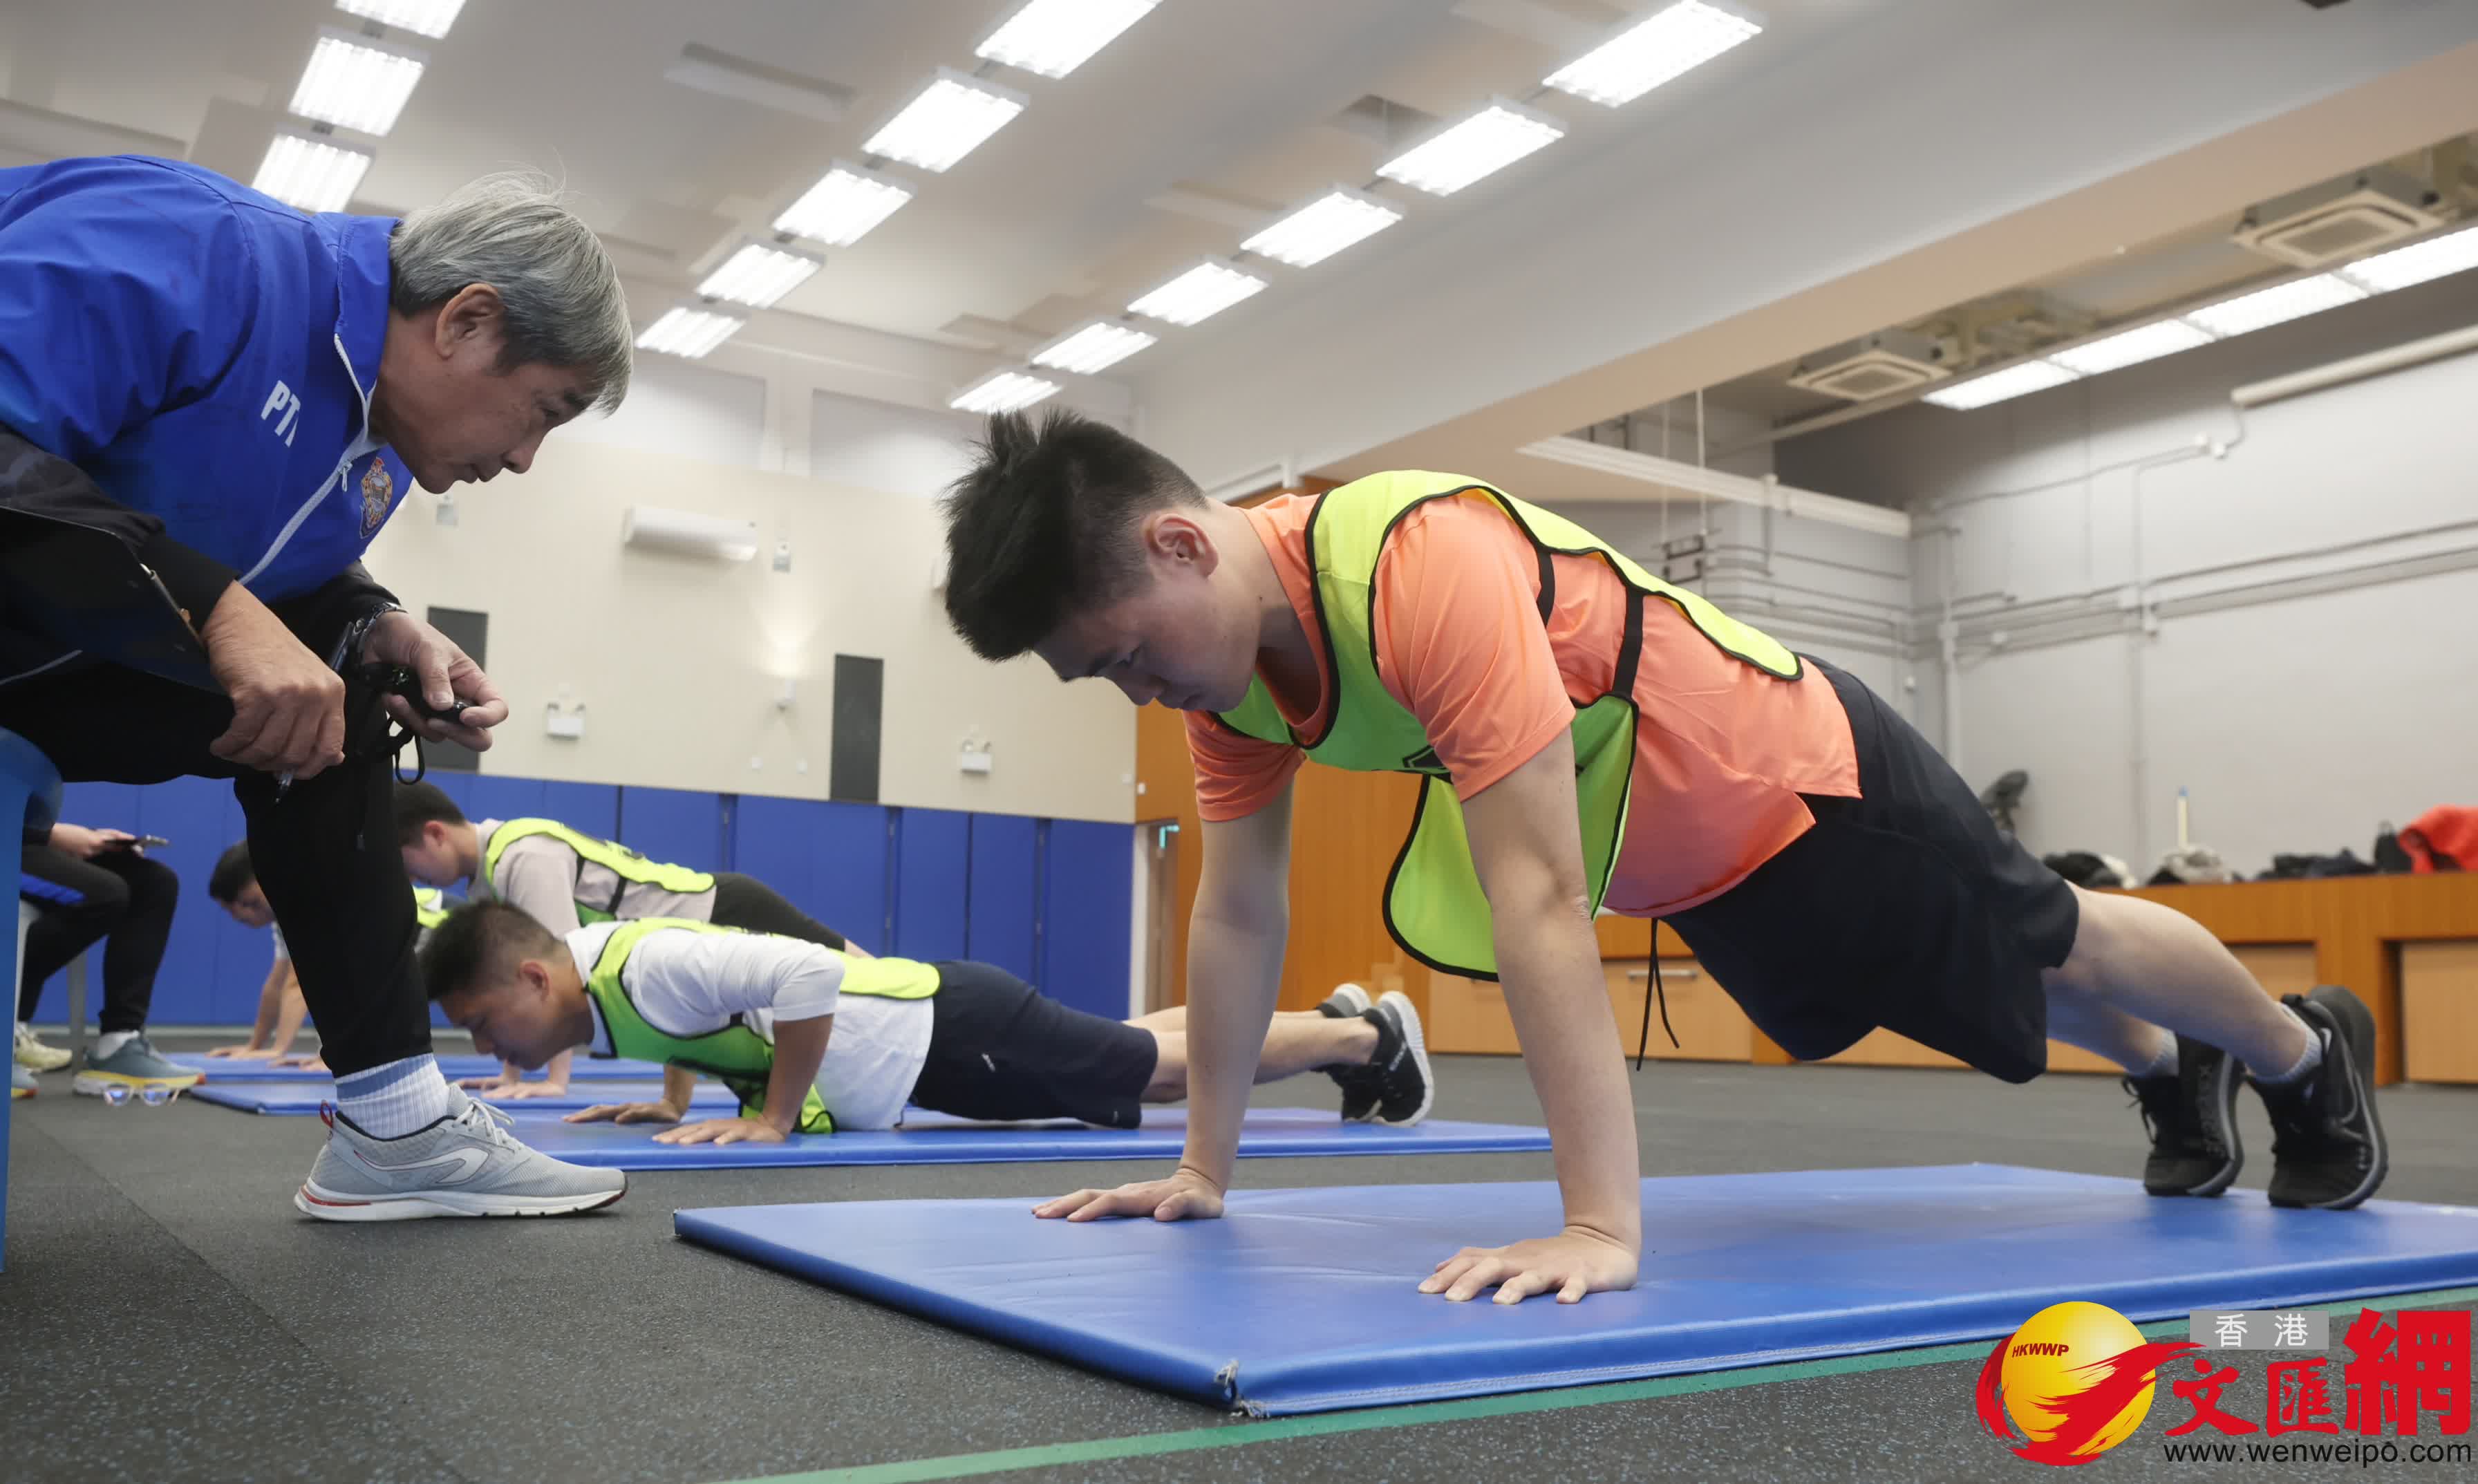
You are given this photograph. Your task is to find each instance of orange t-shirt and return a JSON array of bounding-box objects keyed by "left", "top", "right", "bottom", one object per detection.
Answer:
[{"left": 1185, "top": 489, "right": 1861, "bottom": 915}]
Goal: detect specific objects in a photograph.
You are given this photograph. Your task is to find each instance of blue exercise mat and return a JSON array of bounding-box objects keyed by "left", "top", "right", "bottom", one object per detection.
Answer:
[
  {"left": 191, "top": 1078, "right": 742, "bottom": 1116},
  {"left": 511, "top": 1107, "right": 1553, "bottom": 1170},
  {"left": 165, "top": 1052, "right": 670, "bottom": 1083},
  {"left": 674, "top": 1164, "right": 2478, "bottom": 1416}
]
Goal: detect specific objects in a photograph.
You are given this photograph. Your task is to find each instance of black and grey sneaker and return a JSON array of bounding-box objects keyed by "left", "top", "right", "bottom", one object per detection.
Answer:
[
  {"left": 2123, "top": 1034, "right": 2242, "bottom": 1197},
  {"left": 2252, "top": 985, "right": 2387, "bottom": 1210},
  {"left": 1316, "top": 984, "right": 1382, "bottom": 1122},
  {"left": 1369, "top": 990, "right": 1434, "bottom": 1127}
]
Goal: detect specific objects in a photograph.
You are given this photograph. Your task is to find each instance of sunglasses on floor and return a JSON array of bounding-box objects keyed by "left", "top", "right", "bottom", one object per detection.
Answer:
[{"left": 97, "top": 1084, "right": 185, "bottom": 1107}]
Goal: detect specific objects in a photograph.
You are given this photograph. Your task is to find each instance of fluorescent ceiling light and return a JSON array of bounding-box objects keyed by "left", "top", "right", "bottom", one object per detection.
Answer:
[
  {"left": 334, "top": 0, "right": 464, "bottom": 38},
  {"left": 2181, "top": 273, "right": 2365, "bottom": 337},
  {"left": 2043, "top": 319, "right": 2217, "bottom": 376},
  {"left": 977, "top": 0, "right": 1160, "bottom": 79},
  {"left": 1241, "top": 186, "right": 1403, "bottom": 267},
  {"left": 250, "top": 131, "right": 373, "bottom": 214},
  {"left": 950, "top": 369, "right": 1060, "bottom": 414},
  {"left": 696, "top": 242, "right": 823, "bottom": 308},
  {"left": 290, "top": 28, "right": 426, "bottom": 135},
  {"left": 2339, "top": 223, "right": 2478, "bottom": 292},
  {"left": 773, "top": 162, "right": 914, "bottom": 246},
  {"left": 863, "top": 68, "right": 1026, "bottom": 173},
  {"left": 1919, "top": 359, "right": 2081, "bottom": 410},
  {"left": 1127, "top": 259, "right": 1268, "bottom": 326},
  {"left": 1546, "top": 0, "right": 1763, "bottom": 107},
  {"left": 1377, "top": 97, "right": 1566, "bottom": 197},
  {"left": 1031, "top": 321, "right": 1156, "bottom": 375},
  {"left": 636, "top": 306, "right": 746, "bottom": 359}
]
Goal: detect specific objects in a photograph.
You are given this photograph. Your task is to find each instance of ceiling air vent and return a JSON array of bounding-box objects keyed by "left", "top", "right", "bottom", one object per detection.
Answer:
[
  {"left": 2232, "top": 169, "right": 2444, "bottom": 269},
  {"left": 1785, "top": 329, "right": 1949, "bottom": 402}
]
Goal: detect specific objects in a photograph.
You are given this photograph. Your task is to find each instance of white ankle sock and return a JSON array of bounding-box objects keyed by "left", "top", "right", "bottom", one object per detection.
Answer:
[
  {"left": 2254, "top": 1007, "right": 2325, "bottom": 1087},
  {"left": 334, "top": 1055, "right": 456, "bottom": 1138},
  {"left": 2130, "top": 1034, "right": 2180, "bottom": 1080},
  {"left": 93, "top": 1029, "right": 138, "bottom": 1060}
]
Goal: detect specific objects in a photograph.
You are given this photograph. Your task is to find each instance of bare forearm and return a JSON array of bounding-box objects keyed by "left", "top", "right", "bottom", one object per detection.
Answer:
[
  {"left": 1176, "top": 903, "right": 1288, "bottom": 1191},
  {"left": 662, "top": 1064, "right": 697, "bottom": 1110},
  {"left": 246, "top": 967, "right": 287, "bottom": 1046},
  {"left": 1494, "top": 893, "right": 1642, "bottom": 1253},
  {"left": 267, "top": 970, "right": 308, "bottom": 1054},
  {"left": 541, "top": 1048, "right": 573, "bottom": 1088},
  {"left": 763, "top": 1016, "right": 832, "bottom": 1134}
]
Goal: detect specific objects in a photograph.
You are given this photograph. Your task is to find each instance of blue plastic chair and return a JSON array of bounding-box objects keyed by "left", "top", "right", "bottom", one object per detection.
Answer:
[{"left": 3, "top": 726, "right": 63, "bottom": 1272}]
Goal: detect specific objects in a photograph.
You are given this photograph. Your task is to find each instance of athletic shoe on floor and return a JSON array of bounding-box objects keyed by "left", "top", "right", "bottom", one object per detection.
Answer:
[
  {"left": 295, "top": 1089, "right": 627, "bottom": 1221},
  {"left": 2251, "top": 985, "right": 2387, "bottom": 1210},
  {"left": 1317, "top": 984, "right": 1382, "bottom": 1122},
  {"left": 71, "top": 1035, "right": 203, "bottom": 1097},
  {"left": 9, "top": 1062, "right": 34, "bottom": 1098},
  {"left": 1369, "top": 990, "right": 1435, "bottom": 1127},
  {"left": 2123, "top": 1033, "right": 2242, "bottom": 1197},
  {"left": 14, "top": 1024, "right": 71, "bottom": 1072}
]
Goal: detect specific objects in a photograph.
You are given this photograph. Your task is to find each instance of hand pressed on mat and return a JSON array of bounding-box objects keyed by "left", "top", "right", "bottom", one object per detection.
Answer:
[
  {"left": 655, "top": 1116, "right": 785, "bottom": 1146},
  {"left": 1423, "top": 1225, "right": 1639, "bottom": 1306},
  {"left": 456, "top": 1073, "right": 568, "bottom": 1100},
  {"left": 1035, "top": 1165, "right": 1225, "bottom": 1223},
  {"left": 563, "top": 1100, "right": 684, "bottom": 1126}
]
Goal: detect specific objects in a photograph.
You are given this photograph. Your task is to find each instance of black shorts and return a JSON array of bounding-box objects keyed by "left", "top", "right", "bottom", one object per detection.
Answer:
[
  {"left": 1664, "top": 660, "right": 2080, "bottom": 1083},
  {"left": 905, "top": 961, "right": 1160, "bottom": 1129}
]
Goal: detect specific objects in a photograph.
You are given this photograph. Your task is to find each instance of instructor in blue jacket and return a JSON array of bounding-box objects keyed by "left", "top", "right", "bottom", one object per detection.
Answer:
[{"left": 0, "top": 154, "right": 632, "bottom": 1221}]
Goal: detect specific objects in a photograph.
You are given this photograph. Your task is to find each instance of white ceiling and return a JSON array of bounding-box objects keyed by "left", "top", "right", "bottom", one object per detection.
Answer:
[
  {"left": 0, "top": 0, "right": 1834, "bottom": 348},
  {"left": 7, "top": 1, "right": 2478, "bottom": 494}
]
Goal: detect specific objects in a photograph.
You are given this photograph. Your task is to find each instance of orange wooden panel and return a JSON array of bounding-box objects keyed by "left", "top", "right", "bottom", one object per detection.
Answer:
[
  {"left": 1423, "top": 961, "right": 1755, "bottom": 1064},
  {"left": 1593, "top": 914, "right": 1653, "bottom": 959},
  {"left": 1604, "top": 959, "right": 1755, "bottom": 1062},
  {"left": 2401, "top": 941, "right": 2478, "bottom": 1084},
  {"left": 2231, "top": 943, "right": 2318, "bottom": 1000}
]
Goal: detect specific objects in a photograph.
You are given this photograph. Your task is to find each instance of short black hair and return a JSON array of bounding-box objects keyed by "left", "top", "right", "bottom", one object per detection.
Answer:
[
  {"left": 393, "top": 779, "right": 468, "bottom": 848},
  {"left": 939, "top": 407, "right": 1203, "bottom": 660},
  {"left": 420, "top": 901, "right": 560, "bottom": 1002},
  {"left": 207, "top": 842, "right": 255, "bottom": 904}
]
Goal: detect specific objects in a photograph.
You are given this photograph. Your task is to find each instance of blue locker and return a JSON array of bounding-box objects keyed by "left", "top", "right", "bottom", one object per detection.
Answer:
[
  {"left": 731, "top": 795, "right": 820, "bottom": 920},
  {"left": 893, "top": 809, "right": 970, "bottom": 962},
  {"left": 965, "top": 814, "right": 1038, "bottom": 982},
  {"left": 417, "top": 769, "right": 480, "bottom": 818},
  {"left": 460, "top": 773, "right": 545, "bottom": 825},
  {"left": 539, "top": 780, "right": 619, "bottom": 839},
  {"left": 616, "top": 787, "right": 726, "bottom": 874},
  {"left": 809, "top": 802, "right": 892, "bottom": 955},
  {"left": 1038, "top": 819, "right": 1133, "bottom": 1020}
]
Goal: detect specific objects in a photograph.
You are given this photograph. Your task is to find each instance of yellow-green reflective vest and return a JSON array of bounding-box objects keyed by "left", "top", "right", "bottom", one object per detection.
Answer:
[
  {"left": 480, "top": 817, "right": 714, "bottom": 925},
  {"left": 583, "top": 918, "right": 941, "bottom": 1134},
  {"left": 1213, "top": 472, "right": 1801, "bottom": 979},
  {"left": 412, "top": 885, "right": 449, "bottom": 930}
]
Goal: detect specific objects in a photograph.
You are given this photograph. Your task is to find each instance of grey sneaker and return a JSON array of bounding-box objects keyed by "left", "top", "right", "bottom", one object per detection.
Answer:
[
  {"left": 295, "top": 1089, "right": 627, "bottom": 1221},
  {"left": 10, "top": 1061, "right": 34, "bottom": 1098},
  {"left": 72, "top": 1034, "right": 203, "bottom": 1096}
]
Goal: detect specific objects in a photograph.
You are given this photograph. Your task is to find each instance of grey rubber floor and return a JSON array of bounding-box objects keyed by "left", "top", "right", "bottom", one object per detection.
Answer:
[{"left": 3, "top": 1037, "right": 2472, "bottom": 1484}]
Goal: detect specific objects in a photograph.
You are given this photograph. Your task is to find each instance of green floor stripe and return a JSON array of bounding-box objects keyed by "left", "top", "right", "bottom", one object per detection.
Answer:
[{"left": 717, "top": 1285, "right": 2478, "bottom": 1484}]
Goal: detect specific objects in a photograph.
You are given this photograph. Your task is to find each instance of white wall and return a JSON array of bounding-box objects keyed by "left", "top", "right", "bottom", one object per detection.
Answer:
[
  {"left": 807, "top": 391, "right": 980, "bottom": 501},
  {"left": 1776, "top": 269, "right": 2478, "bottom": 876},
  {"left": 557, "top": 356, "right": 769, "bottom": 471},
  {"left": 1538, "top": 400, "right": 1924, "bottom": 731},
  {"left": 366, "top": 436, "right": 1135, "bottom": 823}
]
